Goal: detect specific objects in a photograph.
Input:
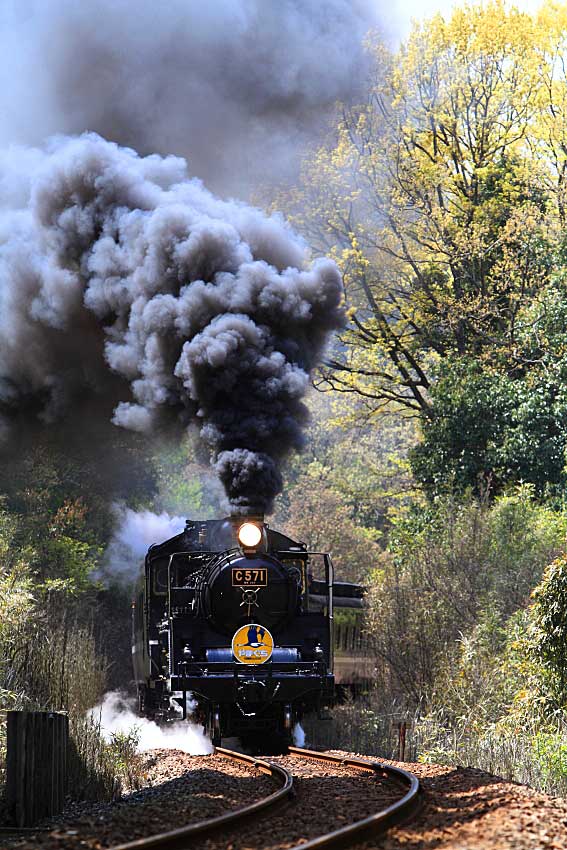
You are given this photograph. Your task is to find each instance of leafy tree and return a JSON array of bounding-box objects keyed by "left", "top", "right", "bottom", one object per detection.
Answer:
[
  {"left": 410, "top": 346, "right": 567, "bottom": 496},
  {"left": 278, "top": 391, "right": 418, "bottom": 534},
  {"left": 282, "top": 2, "right": 567, "bottom": 494},
  {"left": 274, "top": 469, "right": 380, "bottom": 583},
  {"left": 285, "top": 3, "right": 559, "bottom": 405}
]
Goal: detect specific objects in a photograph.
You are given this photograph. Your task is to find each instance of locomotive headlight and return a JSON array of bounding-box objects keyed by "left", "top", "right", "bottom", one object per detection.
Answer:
[{"left": 238, "top": 522, "right": 262, "bottom": 548}]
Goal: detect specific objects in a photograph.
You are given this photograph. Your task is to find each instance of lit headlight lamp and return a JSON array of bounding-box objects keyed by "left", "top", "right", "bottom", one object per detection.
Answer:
[{"left": 237, "top": 522, "right": 262, "bottom": 548}]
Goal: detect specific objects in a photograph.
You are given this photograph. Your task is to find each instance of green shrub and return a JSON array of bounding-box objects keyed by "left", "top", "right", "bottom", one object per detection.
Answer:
[
  {"left": 416, "top": 713, "right": 567, "bottom": 796},
  {"left": 531, "top": 554, "right": 567, "bottom": 707},
  {"left": 68, "top": 717, "right": 146, "bottom": 801},
  {"left": 366, "top": 489, "right": 567, "bottom": 707}
]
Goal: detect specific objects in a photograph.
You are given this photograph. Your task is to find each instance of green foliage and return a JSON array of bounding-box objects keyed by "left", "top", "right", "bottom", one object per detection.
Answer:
[
  {"left": 275, "top": 390, "right": 417, "bottom": 553},
  {"left": 366, "top": 489, "right": 567, "bottom": 705},
  {"left": 531, "top": 554, "right": 567, "bottom": 706},
  {"left": 411, "top": 298, "right": 567, "bottom": 496},
  {"left": 67, "top": 714, "right": 121, "bottom": 802},
  {"left": 68, "top": 716, "right": 146, "bottom": 801},
  {"left": 435, "top": 610, "right": 519, "bottom": 724},
  {"left": 277, "top": 4, "right": 567, "bottom": 499},
  {"left": 271, "top": 13, "right": 567, "bottom": 799},
  {"left": 107, "top": 728, "right": 146, "bottom": 792},
  {"left": 42, "top": 536, "right": 103, "bottom": 593},
  {"left": 531, "top": 729, "right": 567, "bottom": 790},
  {"left": 400, "top": 510, "right": 567, "bottom": 795},
  {"left": 413, "top": 600, "right": 567, "bottom": 795},
  {"left": 281, "top": 4, "right": 565, "bottom": 403},
  {"left": 416, "top": 712, "right": 567, "bottom": 796},
  {"left": 0, "top": 447, "right": 133, "bottom": 803},
  {"left": 274, "top": 468, "right": 380, "bottom": 583},
  {"left": 152, "top": 434, "right": 223, "bottom": 518}
]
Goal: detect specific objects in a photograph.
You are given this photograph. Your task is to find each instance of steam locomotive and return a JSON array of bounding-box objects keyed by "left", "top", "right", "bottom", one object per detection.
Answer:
[{"left": 132, "top": 513, "right": 367, "bottom": 748}]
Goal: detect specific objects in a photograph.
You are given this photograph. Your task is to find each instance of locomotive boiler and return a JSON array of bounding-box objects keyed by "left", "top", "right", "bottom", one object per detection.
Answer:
[{"left": 132, "top": 513, "right": 365, "bottom": 748}]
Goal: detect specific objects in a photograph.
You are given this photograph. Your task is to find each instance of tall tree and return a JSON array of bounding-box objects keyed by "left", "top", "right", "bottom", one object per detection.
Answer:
[
  {"left": 293, "top": 2, "right": 552, "bottom": 407},
  {"left": 283, "top": 1, "right": 567, "bottom": 493}
]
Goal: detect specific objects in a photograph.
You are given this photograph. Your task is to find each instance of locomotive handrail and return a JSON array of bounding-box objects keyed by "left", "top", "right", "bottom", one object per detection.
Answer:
[
  {"left": 164, "top": 549, "right": 238, "bottom": 584},
  {"left": 325, "top": 553, "right": 335, "bottom": 672}
]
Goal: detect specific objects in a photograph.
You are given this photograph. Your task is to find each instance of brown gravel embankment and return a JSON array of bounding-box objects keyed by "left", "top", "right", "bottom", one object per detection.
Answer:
[
  {"left": 355, "top": 756, "right": 567, "bottom": 850},
  {"left": 6, "top": 748, "right": 567, "bottom": 850},
  {"left": 2, "top": 748, "right": 407, "bottom": 850},
  {"left": 2, "top": 749, "right": 275, "bottom": 850}
]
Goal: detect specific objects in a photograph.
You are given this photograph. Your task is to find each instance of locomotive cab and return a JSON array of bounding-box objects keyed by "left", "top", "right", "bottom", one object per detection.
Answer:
[{"left": 132, "top": 514, "right": 337, "bottom": 748}]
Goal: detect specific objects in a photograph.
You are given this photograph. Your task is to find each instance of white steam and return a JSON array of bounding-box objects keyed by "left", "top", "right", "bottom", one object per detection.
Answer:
[
  {"left": 90, "top": 691, "right": 213, "bottom": 755},
  {"left": 103, "top": 507, "right": 185, "bottom": 582},
  {"left": 293, "top": 722, "right": 306, "bottom": 747}
]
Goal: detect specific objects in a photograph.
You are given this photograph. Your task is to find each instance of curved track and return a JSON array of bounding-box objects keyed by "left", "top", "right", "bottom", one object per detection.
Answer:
[
  {"left": 109, "top": 745, "right": 421, "bottom": 850},
  {"left": 110, "top": 747, "right": 294, "bottom": 850},
  {"left": 287, "top": 745, "right": 421, "bottom": 849}
]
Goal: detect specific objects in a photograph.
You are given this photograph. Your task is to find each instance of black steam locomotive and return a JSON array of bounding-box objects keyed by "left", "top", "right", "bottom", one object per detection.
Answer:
[{"left": 132, "top": 513, "right": 365, "bottom": 747}]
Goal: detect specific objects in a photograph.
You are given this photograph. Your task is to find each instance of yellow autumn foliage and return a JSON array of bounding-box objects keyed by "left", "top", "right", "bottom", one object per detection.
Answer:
[{"left": 280, "top": 1, "right": 567, "bottom": 416}]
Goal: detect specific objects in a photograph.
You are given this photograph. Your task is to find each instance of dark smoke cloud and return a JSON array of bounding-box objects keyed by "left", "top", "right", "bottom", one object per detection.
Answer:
[
  {"left": 0, "top": 0, "right": 380, "bottom": 197},
  {"left": 0, "top": 135, "right": 344, "bottom": 511}
]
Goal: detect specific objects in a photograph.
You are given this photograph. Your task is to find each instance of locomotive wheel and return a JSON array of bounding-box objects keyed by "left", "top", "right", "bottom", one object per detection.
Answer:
[
  {"left": 137, "top": 685, "right": 157, "bottom": 720},
  {"left": 207, "top": 704, "right": 222, "bottom": 747}
]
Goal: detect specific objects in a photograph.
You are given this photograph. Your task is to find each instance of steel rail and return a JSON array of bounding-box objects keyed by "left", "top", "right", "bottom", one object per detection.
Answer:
[
  {"left": 286, "top": 745, "right": 421, "bottom": 850},
  {"left": 109, "top": 747, "right": 294, "bottom": 850}
]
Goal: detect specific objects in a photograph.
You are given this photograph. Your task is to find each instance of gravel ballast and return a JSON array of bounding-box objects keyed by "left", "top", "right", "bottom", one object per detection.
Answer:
[
  {"left": 2, "top": 749, "right": 275, "bottom": 850},
  {"left": 5, "top": 749, "right": 567, "bottom": 850},
  {"left": 191, "top": 751, "right": 406, "bottom": 850},
  {"left": 360, "top": 757, "right": 567, "bottom": 850}
]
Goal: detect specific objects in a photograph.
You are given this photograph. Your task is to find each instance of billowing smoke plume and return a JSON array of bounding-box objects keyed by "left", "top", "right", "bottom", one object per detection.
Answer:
[
  {"left": 0, "top": 134, "right": 344, "bottom": 511},
  {"left": 0, "top": 0, "right": 380, "bottom": 197}
]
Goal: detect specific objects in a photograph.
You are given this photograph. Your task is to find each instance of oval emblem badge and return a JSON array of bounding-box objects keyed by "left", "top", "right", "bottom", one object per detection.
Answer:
[{"left": 232, "top": 623, "right": 274, "bottom": 665}]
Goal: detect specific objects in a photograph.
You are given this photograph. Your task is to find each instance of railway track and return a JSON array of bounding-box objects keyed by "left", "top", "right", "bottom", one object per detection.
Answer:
[
  {"left": 110, "top": 747, "right": 294, "bottom": 850},
  {"left": 109, "top": 745, "right": 421, "bottom": 850},
  {"left": 286, "top": 745, "right": 421, "bottom": 849}
]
